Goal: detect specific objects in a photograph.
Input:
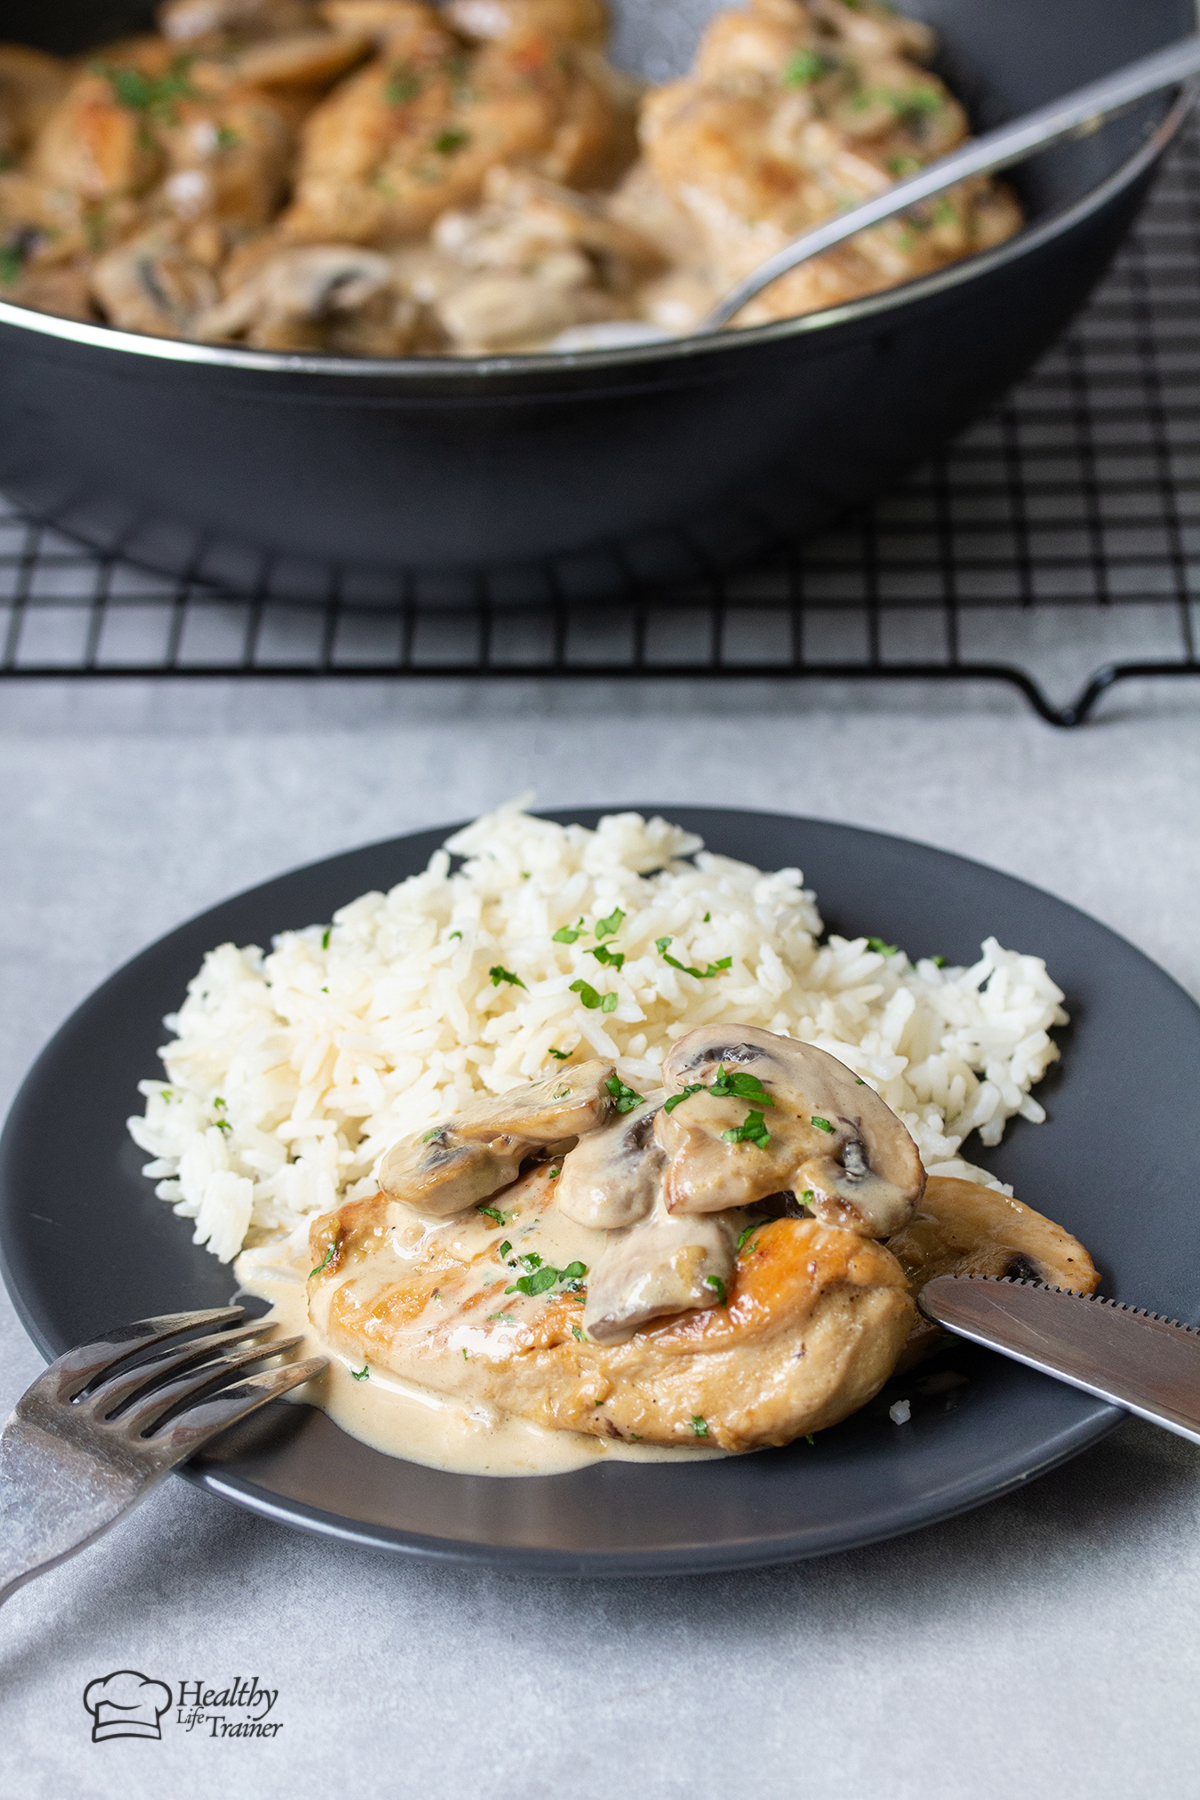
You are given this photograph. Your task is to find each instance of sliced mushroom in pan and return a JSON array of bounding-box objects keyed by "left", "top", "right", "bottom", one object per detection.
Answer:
[{"left": 656, "top": 1024, "right": 924, "bottom": 1237}]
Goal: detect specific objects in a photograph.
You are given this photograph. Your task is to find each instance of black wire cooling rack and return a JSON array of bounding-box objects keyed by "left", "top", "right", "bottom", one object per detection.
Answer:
[{"left": 3, "top": 136, "right": 1200, "bottom": 723}]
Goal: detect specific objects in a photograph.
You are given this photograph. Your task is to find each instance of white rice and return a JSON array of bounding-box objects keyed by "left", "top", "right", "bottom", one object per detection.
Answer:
[{"left": 128, "top": 801, "right": 1068, "bottom": 1263}]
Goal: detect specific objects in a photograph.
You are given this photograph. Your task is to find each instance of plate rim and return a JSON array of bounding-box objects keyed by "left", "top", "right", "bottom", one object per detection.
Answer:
[{"left": 6, "top": 804, "right": 1195, "bottom": 1574}]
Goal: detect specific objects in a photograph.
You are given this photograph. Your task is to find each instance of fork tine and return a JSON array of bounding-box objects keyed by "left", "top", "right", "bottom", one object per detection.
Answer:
[
  {"left": 116, "top": 1336, "right": 306, "bottom": 1437},
  {"left": 150, "top": 1358, "right": 327, "bottom": 1463},
  {"left": 85, "top": 1320, "right": 281, "bottom": 1418},
  {"left": 43, "top": 1307, "right": 245, "bottom": 1403}
]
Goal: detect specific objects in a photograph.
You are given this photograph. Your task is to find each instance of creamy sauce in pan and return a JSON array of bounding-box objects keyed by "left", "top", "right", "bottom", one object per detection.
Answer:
[{"left": 234, "top": 1229, "right": 725, "bottom": 1479}]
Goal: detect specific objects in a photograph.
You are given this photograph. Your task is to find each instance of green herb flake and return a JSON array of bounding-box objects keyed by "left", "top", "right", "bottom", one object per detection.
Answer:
[
  {"left": 736, "top": 1219, "right": 769, "bottom": 1251},
  {"left": 710, "top": 1064, "right": 773, "bottom": 1106},
  {"left": 784, "top": 47, "right": 835, "bottom": 85},
  {"left": 432, "top": 126, "right": 469, "bottom": 155},
  {"left": 594, "top": 906, "right": 625, "bottom": 940},
  {"left": 548, "top": 1046, "right": 570, "bottom": 1059},
  {"left": 449, "top": 929, "right": 463, "bottom": 941},
  {"left": 214, "top": 123, "right": 239, "bottom": 151},
  {"left": 351, "top": 1364, "right": 369, "bottom": 1381},
  {"left": 463, "top": 1347, "right": 469, "bottom": 1361},
  {"left": 421, "top": 1127, "right": 442, "bottom": 1143},
  {"left": 690, "top": 1415, "right": 710, "bottom": 1438},
  {"left": 487, "top": 1311, "right": 514, "bottom": 1324},
  {"left": 309, "top": 1233, "right": 339, "bottom": 1279},
  {"left": 656, "top": 936, "right": 732, "bottom": 979},
  {"left": 887, "top": 152, "right": 922, "bottom": 177},
  {"left": 477, "top": 1204, "right": 508, "bottom": 1226},
  {"left": 385, "top": 60, "right": 422, "bottom": 104},
  {"left": 605, "top": 1074, "right": 644, "bottom": 1114},
  {"left": 321, "top": 926, "right": 332, "bottom": 949},
  {"left": 98, "top": 56, "right": 196, "bottom": 123},
  {"left": 505, "top": 1258, "right": 588, "bottom": 1298},
  {"left": 866, "top": 937, "right": 898, "bottom": 957},
  {"left": 722, "top": 1110, "right": 771, "bottom": 1151},
  {"left": 931, "top": 954, "right": 946, "bottom": 968},
  {"left": 570, "top": 977, "right": 617, "bottom": 1014},
  {"left": 801, "top": 1189, "right": 815, "bottom": 1202},
  {"left": 547, "top": 1166, "right": 561, "bottom": 1181},
  {"left": 811, "top": 1116, "right": 835, "bottom": 1134},
  {"left": 704, "top": 1275, "right": 727, "bottom": 1306},
  {"left": 489, "top": 964, "right": 526, "bottom": 990},
  {"left": 552, "top": 918, "right": 584, "bottom": 944},
  {"left": 589, "top": 943, "right": 624, "bottom": 969},
  {"left": 498, "top": 1239, "right": 512, "bottom": 1257},
  {"left": 663, "top": 1082, "right": 705, "bottom": 1115},
  {"left": 572, "top": 1325, "right": 585, "bottom": 1343},
  {"left": 806, "top": 1433, "right": 816, "bottom": 1446},
  {"left": 0, "top": 243, "right": 27, "bottom": 288}
]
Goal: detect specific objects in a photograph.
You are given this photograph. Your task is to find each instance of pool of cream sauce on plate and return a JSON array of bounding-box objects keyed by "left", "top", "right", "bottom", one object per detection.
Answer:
[{"left": 235, "top": 1217, "right": 725, "bottom": 1479}]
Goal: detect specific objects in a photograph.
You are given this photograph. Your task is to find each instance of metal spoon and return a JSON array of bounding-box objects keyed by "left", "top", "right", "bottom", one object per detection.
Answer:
[{"left": 553, "top": 33, "right": 1200, "bottom": 351}]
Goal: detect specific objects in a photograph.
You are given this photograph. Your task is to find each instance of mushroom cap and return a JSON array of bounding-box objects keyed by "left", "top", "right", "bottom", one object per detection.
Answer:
[
  {"left": 555, "top": 1100, "right": 665, "bottom": 1230},
  {"left": 378, "top": 1127, "right": 524, "bottom": 1216},
  {"left": 583, "top": 1205, "right": 736, "bottom": 1345},
  {"left": 887, "top": 1174, "right": 1100, "bottom": 1368},
  {"left": 453, "top": 1058, "right": 616, "bottom": 1146},
  {"left": 657, "top": 1024, "right": 924, "bottom": 1237}
]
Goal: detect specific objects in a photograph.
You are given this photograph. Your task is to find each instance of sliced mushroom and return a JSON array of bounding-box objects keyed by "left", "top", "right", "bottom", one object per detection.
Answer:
[
  {"left": 886, "top": 1174, "right": 1100, "bottom": 1367},
  {"left": 378, "top": 1125, "right": 525, "bottom": 1217},
  {"left": 656, "top": 1024, "right": 924, "bottom": 1237},
  {"left": 378, "top": 1059, "right": 616, "bottom": 1215},
  {"left": 556, "top": 1100, "right": 664, "bottom": 1230},
  {"left": 451, "top": 1058, "right": 616, "bottom": 1145},
  {"left": 583, "top": 1200, "right": 735, "bottom": 1345},
  {"left": 89, "top": 229, "right": 220, "bottom": 338}
]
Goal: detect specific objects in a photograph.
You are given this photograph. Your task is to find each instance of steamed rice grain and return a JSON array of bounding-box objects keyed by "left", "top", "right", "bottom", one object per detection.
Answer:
[{"left": 128, "top": 803, "right": 1068, "bottom": 1262}]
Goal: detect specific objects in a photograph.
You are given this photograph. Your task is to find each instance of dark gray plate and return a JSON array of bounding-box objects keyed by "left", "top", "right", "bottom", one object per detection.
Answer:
[{"left": 2, "top": 809, "right": 1198, "bottom": 1575}]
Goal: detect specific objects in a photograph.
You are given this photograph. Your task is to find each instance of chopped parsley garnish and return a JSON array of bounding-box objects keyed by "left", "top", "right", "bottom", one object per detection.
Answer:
[
  {"left": 703, "top": 912, "right": 711, "bottom": 922},
  {"left": 806, "top": 1434, "right": 816, "bottom": 1446},
  {"left": 665, "top": 1065, "right": 773, "bottom": 1114},
  {"left": 594, "top": 906, "right": 625, "bottom": 940},
  {"left": 736, "top": 1219, "right": 769, "bottom": 1251},
  {"left": 663, "top": 1083, "right": 705, "bottom": 1115},
  {"left": 0, "top": 239, "right": 27, "bottom": 285},
  {"left": 589, "top": 944, "right": 624, "bottom": 969},
  {"left": 505, "top": 1259, "right": 587, "bottom": 1298},
  {"left": 547, "top": 1166, "right": 561, "bottom": 1180},
  {"left": 386, "top": 61, "right": 422, "bottom": 104},
  {"left": 214, "top": 123, "right": 239, "bottom": 150},
  {"left": 548, "top": 1046, "right": 571, "bottom": 1059},
  {"left": 655, "top": 937, "right": 731, "bottom": 979},
  {"left": 309, "top": 1233, "right": 339, "bottom": 1278},
  {"left": 160, "top": 1088, "right": 173, "bottom": 1102},
  {"left": 811, "top": 1116, "right": 835, "bottom": 1134},
  {"left": 722, "top": 1110, "right": 771, "bottom": 1151},
  {"left": 98, "top": 56, "right": 196, "bottom": 122},
  {"left": 477, "top": 1204, "right": 508, "bottom": 1226},
  {"left": 489, "top": 964, "right": 526, "bottom": 990},
  {"left": 351, "top": 1364, "right": 369, "bottom": 1381},
  {"left": 866, "top": 938, "right": 898, "bottom": 957},
  {"left": 931, "top": 954, "right": 946, "bottom": 968},
  {"left": 321, "top": 926, "right": 332, "bottom": 949},
  {"left": 704, "top": 1275, "right": 727, "bottom": 1306},
  {"left": 801, "top": 1189, "right": 815, "bottom": 1202},
  {"left": 432, "top": 126, "right": 469, "bottom": 155},
  {"left": 570, "top": 978, "right": 617, "bottom": 1013},
  {"left": 213, "top": 1117, "right": 232, "bottom": 1133},
  {"left": 784, "top": 47, "right": 835, "bottom": 85},
  {"left": 887, "top": 152, "right": 922, "bottom": 177},
  {"left": 552, "top": 919, "right": 584, "bottom": 943},
  {"left": 421, "top": 1127, "right": 442, "bottom": 1143},
  {"left": 605, "top": 1074, "right": 644, "bottom": 1114},
  {"left": 709, "top": 1065, "right": 773, "bottom": 1106},
  {"left": 571, "top": 1325, "right": 585, "bottom": 1343},
  {"left": 690, "top": 1415, "right": 710, "bottom": 1438},
  {"left": 487, "top": 1311, "right": 514, "bottom": 1324},
  {"left": 462, "top": 1347, "right": 469, "bottom": 1360},
  {"left": 499, "top": 1239, "right": 512, "bottom": 1257},
  {"left": 449, "top": 930, "right": 463, "bottom": 941}
]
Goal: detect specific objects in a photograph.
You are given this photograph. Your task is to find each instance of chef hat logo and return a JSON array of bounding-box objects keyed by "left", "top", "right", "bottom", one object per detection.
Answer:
[{"left": 82, "top": 1670, "right": 173, "bottom": 1743}]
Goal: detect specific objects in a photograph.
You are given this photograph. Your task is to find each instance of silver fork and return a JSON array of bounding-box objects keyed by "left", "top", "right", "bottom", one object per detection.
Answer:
[{"left": 0, "top": 1306, "right": 325, "bottom": 1607}]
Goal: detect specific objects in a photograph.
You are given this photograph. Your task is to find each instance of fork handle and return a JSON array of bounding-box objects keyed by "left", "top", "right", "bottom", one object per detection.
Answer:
[{"left": 0, "top": 1415, "right": 150, "bottom": 1607}]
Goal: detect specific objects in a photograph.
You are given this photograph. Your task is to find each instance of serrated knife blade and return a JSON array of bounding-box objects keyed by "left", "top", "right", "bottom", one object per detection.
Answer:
[{"left": 918, "top": 1275, "right": 1200, "bottom": 1445}]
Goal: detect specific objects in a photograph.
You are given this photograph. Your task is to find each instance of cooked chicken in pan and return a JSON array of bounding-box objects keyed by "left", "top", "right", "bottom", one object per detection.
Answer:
[
  {"left": 0, "top": 0, "right": 1020, "bottom": 353},
  {"left": 302, "top": 1027, "right": 1095, "bottom": 1455}
]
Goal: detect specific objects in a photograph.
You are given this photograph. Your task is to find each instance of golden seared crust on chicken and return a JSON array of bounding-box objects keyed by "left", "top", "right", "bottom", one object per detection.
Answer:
[{"left": 306, "top": 1163, "right": 916, "bottom": 1451}]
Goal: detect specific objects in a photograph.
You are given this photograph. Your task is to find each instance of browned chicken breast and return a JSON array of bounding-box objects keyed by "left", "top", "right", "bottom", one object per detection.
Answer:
[{"left": 306, "top": 1163, "right": 916, "bottom": 1451}]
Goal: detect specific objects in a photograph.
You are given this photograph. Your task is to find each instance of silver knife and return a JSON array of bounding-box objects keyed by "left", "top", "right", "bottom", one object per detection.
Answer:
[{"left": 918, "top": 1275, "right": 1200, "bottom": 1445}]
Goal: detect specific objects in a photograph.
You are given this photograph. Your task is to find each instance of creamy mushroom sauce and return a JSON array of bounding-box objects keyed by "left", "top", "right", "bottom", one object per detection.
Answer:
[{"left": 234, "top": 1183, "right": 726, "bottom": 1475}]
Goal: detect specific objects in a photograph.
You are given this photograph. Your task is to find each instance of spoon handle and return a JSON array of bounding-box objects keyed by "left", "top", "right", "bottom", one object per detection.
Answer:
[{"left": 705, "top": 33, "right": 1200, "bottom": 329}]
